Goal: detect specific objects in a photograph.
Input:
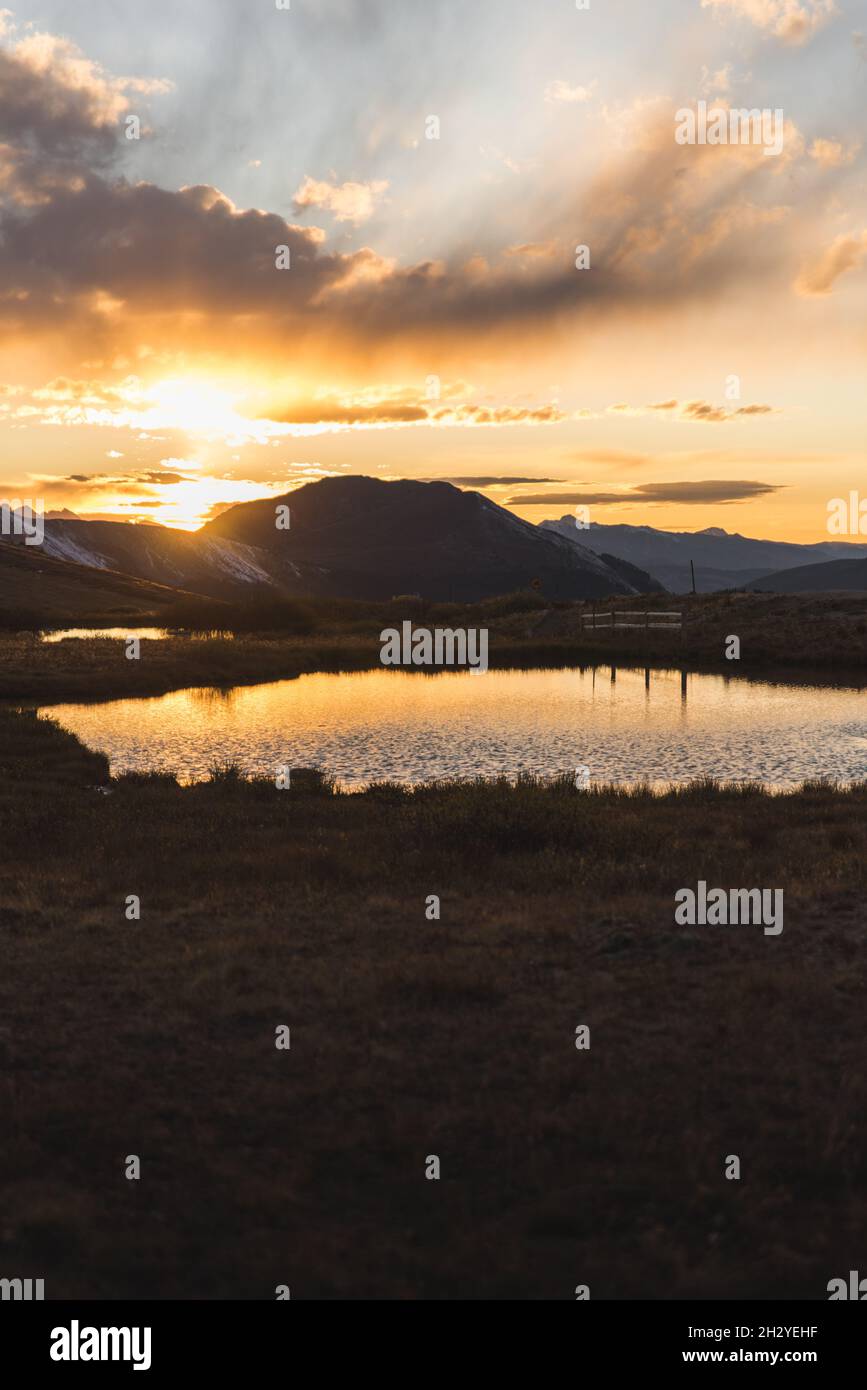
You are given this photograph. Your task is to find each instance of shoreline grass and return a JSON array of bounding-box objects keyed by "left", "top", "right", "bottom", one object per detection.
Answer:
[{"left": 1, "top": 586, "right": 866, "bottom": 705}]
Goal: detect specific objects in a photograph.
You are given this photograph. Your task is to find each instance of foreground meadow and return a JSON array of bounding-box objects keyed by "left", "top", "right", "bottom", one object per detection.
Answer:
[{"left": 1, "top": 706, "right": 865, "bottom": 1298}]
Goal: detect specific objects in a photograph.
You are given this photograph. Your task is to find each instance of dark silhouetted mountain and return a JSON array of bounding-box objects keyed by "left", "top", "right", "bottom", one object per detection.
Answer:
[
  {"left": 539, "top": 517, "right": 867, "bottom": 594},
  {"left": 203, "top": 476, "right": 660, "bottom": 600},
  {"left": 747, "top": 558, "right": 867, "bottom": 593}
]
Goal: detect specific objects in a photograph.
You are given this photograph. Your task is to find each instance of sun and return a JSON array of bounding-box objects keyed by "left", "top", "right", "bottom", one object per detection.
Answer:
[
  {"left": 140, "top": 377, "right": 339, "bottom": 443},
  {"left": 144, "top": 378, "right": 254, "bottom": 437}
]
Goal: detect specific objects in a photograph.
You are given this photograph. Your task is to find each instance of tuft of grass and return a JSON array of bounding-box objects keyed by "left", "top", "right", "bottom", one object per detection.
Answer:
[
  {"left": 206, "top": 759, "right": 246, "bottom": 786},
  {"left": 114, "top": 769, "right": 180, "bottom": 789}
]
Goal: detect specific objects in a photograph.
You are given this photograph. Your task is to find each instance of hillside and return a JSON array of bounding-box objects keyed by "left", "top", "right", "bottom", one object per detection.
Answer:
[
  {"left": 0, "top": 538, "right": 206, "bottom": 627},
  {"left": 15, "top": 517, "right": 314, "bottom": 600},
  {"left": 747, "top": 557, "right": 867, "bottom": 593}
]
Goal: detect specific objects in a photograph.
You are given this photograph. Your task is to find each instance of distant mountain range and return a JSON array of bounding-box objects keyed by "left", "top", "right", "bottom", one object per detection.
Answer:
[
  {"left": 1, "top": 477, "right": 661, "bottom": 610},
  {"left": 540, "top": 517, "right": 867, "bottom": 593},
  {"left": 4, "top": 481, "right": 864, "bottom": 617}
]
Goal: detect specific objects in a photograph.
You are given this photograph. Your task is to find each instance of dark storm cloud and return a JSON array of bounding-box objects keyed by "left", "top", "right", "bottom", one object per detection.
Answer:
[{"left": 0, "top": 16, "right": 839, "bottom": 361}]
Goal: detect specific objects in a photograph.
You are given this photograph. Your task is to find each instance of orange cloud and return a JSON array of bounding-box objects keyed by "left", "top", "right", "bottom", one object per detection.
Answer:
[
  {"left": 809, "top": 138, "right": 859, "bottom": 167},
  {"left": 544, "top": 80, "right": 596, "bottom": 105},
  {"left": 700, "top": 0, "right": 837, "bottom": 46},
  {"left": 606, "top": 399, "right": 775, "bottom": 422},
  {"left": 293, "top": 176, "right": 389, "bottom": 224},
  {"left": 252, "top": 391, "right": 566, "bottom": 429},
  {"left": 795, "top": 232, "right": 867, "bottom": 295}
]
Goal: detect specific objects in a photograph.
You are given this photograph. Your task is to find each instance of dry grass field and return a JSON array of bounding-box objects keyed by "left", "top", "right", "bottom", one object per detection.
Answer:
[{"left": 1, "top": 705, "right": 865, "bottom": 1298}]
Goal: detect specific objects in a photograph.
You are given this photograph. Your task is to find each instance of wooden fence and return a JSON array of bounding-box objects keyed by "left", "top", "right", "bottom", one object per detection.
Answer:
[{"left": 581, "top": 609, "right": 682, "bottom": 632}]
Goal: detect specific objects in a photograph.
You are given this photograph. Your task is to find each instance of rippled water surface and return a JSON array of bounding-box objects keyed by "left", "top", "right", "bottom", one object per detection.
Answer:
[{"left": 40, "top": 665, "right": 867, "bottom": 788}]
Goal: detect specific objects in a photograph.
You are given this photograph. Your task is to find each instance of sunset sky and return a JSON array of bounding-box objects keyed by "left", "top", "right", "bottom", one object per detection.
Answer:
[{"left": 0, "top": 0, "right": 864, "bottom": 538}]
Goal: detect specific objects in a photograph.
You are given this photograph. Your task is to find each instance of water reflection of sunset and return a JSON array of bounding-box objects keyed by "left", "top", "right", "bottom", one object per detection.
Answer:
[{"left": 42, "top": 666, "right": 867, "bottom": 789}]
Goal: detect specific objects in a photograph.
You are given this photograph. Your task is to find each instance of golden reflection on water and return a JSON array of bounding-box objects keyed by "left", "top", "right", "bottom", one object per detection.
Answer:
[{"left": 41, "top": 665, "right": 867, "bottom": 788}]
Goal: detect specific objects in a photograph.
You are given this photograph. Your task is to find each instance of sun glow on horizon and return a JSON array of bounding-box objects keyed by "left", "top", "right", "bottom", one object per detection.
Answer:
[{"left": 146, "top": 473, "right": 292, "bottom": 531}]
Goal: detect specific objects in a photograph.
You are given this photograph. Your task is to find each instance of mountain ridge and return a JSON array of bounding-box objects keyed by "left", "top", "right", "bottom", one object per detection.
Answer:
[
  {"left": 5, "top": 477, "right": 662, "bottom": 604},
  {"left": 539, "top": 516, "right": 867, "bottom": 593}
]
